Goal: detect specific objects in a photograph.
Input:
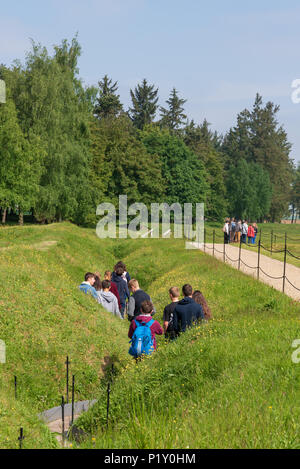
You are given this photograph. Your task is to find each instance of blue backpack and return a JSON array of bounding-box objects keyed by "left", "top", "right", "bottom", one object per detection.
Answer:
[{"left": 129, "top": 319, "right": 155, "bottom": 358}]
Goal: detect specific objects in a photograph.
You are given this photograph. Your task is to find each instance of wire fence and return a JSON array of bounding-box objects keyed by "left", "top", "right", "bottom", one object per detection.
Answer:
[{"left": 200, "top": 229, "right": 300, "bottom": 295}]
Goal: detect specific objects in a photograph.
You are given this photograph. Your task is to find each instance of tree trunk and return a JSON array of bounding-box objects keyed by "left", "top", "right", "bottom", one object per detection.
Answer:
[
  {"left": 1, "top": 208, "right": 7, "bottom": 224},
  {"left": 18, "top": 211, "right": 24, "bottom": 225}
]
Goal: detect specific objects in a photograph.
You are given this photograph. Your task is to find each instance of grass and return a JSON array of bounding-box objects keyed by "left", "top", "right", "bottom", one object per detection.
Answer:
[
  {"left": 0, "top": 222, "right": 132, "bottom": 449},
  {"left": 0, "top": 222, "right": 299, "bottom": 448},
  {"left": 75, "top": 234, "right": 300, "bottom": 449}
]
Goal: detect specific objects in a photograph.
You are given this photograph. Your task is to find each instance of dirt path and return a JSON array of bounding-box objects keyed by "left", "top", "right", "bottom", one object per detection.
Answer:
[{"left": 191, "top": 243, "right": 300, "bottom": 301}]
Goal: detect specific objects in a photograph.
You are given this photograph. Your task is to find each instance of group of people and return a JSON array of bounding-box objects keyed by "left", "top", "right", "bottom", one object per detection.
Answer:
[
  {"left": 223, "top": 219, "right": 258, "bottom": 245},
  {"left": 78, "top": 261, "right": 212, "bottom": 357}
]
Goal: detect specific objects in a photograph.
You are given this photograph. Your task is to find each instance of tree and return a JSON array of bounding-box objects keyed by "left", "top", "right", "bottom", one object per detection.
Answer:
[
  {"left": 0, "top": 83, "right": 43, "bottom": 224},
  {"left": 160, "top": 88, "right": 187, "bottom": 133},
  {"left": 7, "top": 38, "right": 92, "bottom": 223},
  {"left": 140, "top": 126, "right": 209, "bottom": 211},
  {"left": 291, "top": 163, "right": 300, "bottom": 223},
  {"left": 94, "top": 75, "right": 123, "bottom": 119},
  {"left": 184, "top": 120, "right": 227, "bottom": 221},
  {"left": 85, "top": 115, "right": 165, "bottom": 225},
  {"left": 226, "top": 159, "right": 272, "bottom": 221},
  {"left": 222, "top": 94, "right": 293, "bottom": 221},
  {"left": 129, "top": 79, "right": 159, "bottom": 129}
]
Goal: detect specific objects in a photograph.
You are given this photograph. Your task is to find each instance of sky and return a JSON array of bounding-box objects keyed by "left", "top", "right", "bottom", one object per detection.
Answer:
[{"left": 1, "top": 0, "right": 300, "bottom": 163}]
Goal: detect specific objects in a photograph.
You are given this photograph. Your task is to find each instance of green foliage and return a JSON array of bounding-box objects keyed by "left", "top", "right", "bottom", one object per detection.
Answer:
[
  {"left": 140, "top": 126, "right": 209, "bottom": 208},
  {"left": 129, "top": 79, "right": 159, "bottom": 129},
  {"left": 226, "top": 159, "right": 272, "bottom": 220},
  {"left": 160, "top": 88, "right": 187, "bottom": 133},
  {"left": 74, "top": 231, "right": 300, "bottom": 449},
  {"left": 223, "top": 94, "right": 293, "bottom": 221},
  {"left": 184, "top": 120, "right": 227, "bottom": 221},
  {"left": 94, "top": 75, "right": 123, "bottom": 119},
  {"left": 87, "top": 115, "right": 165, "bottom": 224},
  {"left": 0, "top": 83, "right": 43, "bottom": 219}
]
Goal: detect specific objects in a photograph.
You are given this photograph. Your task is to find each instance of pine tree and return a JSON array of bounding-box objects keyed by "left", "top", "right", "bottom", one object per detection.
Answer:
[
  {"left": 160, "top": 88, "right": 187, "bottom": 133},
  {"left": 183, "top": 120, "right": 227, "bottom": 221},
  {"left": 129, "top": 79, "right": 159, "bottom": 129},
  {"left": 94, "top": 75, "right": 123, "bottom": 119},
  {"left": 222, "top": 94, "right": 293, "bottom": 221}
]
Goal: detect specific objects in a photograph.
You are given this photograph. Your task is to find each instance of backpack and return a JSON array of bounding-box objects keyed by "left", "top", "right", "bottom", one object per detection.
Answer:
[{"left": 129, "top": 319, "right": 155, "bottom": 358}]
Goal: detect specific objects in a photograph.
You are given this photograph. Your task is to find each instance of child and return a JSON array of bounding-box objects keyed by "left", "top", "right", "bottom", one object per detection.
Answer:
[
  {"left": 104, "top": 270, "right": 121, "bottom": 310},
  {"left": 97, "top": 280, "right": 122, "bottom": 319},
  {"left": 78, "top": 273, "right": 100, "bottom": 303},
  {"left": 111, "top": 266, "right": 130, "bottom": 318},
  {"left": 128, "top": 301, "right": 163, "bottom": 357},
  {"left": 163, "top": 287, "right": 180, "bottom": 340},
  {"left": 114, "top": 261, "right": 131, "bottom": 283},
  {"left": 192, "top": 290, "right": 212, "bottom": 320}
]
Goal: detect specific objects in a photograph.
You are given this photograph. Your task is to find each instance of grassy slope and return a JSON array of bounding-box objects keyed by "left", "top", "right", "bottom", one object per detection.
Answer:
[
  {"left": 0, "top": 223, "right": 132, "bottom": 448},
  {"left": 76, "top": 235, "right": 300, "bottom": 449},
  {"left": 0, "top": 223, "right": 299, "bottom": 448}
]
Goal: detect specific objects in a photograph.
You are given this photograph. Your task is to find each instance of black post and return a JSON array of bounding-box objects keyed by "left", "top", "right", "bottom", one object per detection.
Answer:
[
  {"left": 14, "top": 376, "right": 17, "bottom": 399},
  {"left": 271, "top": 230, "right": 273, "bottom": 255},
  {"left": 213, "top": 230, "right": 215, "bottom": 257},
  {"left": 71, "top": 375, "right": 75, "bottom": 426},
  {"left": 283, "top": 233, "right": 287, "bottom": 293},
  {"left": 18, "top": 428, "right": 24, "bottom": 449},
  {"left": 65, "top": 356, "right": 71, "bottom": 403},
  {"left": 238, "top": 237, "right": 242, "bottom": 271},
  {"left": 223, "top": 237, "right": 226, "bottom": 263},
  {"left": 61, "top": 396, "right": 65, "bottom": 443},
  {"left": 204, "top": 228, "right": 206, "bottom": 253},
  {"left": 106, "top": 382, "right": 111, "bottom": 429},
  {"left": 257, "top": 240, "right": 261, "bottom": 280}
]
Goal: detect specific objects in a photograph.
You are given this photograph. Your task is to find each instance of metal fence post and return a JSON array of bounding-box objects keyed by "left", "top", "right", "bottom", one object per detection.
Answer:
[
  {"left": 65, "top": 356, "right": 71, "bottom": 403},
  {"left": 61, "top": 396, "right": 65, "bottom": 443},
  {"left": 271, "top": 230, "right": 273, "bottom": 255},
  {"left": 282, "top": 233, "right": 287, "bottom": 293},
  {"left": 14, "top": 376, "right": 17, "bottom": 399},
  {"left": 106, "top": 382, "right": 111, "bottom": 429},
  {"left": 71, "top": 375, "right": 75, "bottom": 426},
  {"left": 257, "top": 240, "right": 261, "bottom": 280},
  {"left": 223, "top": 237, "right": 226, "bottom": 263},
  {"left": 238, "top": 237, "right": 242, "bottom": 270},
  {"left": 213, "top": 230, "right": 215, "bottom": 257},
  {"left": 18, "top": 428, "right": 24, "bottom": 449},
  {"left": 204, "top": 228, "right": 206, "bottom": 253}
]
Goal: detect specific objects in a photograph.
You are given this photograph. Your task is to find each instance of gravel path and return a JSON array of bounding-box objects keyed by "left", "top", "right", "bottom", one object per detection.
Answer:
[{"left": 190, "top": 243, "right": 300, "bottom": 301}]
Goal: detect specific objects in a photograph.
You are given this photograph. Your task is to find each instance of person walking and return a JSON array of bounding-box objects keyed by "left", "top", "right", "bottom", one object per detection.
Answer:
[
  {"left": 223, "top": 219, "right": 230, "bottom": 245},
  {"left": 247, "top": 223, "right": 255, "bottom": 244},
  {"left": 235, "top": 220, "right": 242, "bottom": 243},
  {"left": 128, "top": 300, "right": 163, "bottom": 357},
  {"left": 78, "top": 273, "right": 100, "bottom": 303},
  {"left": 229, "top": 218, "right": 236, "bottom": 243},
  {"left": 253, "top": 223, "right": 258, "bottom": 244},
  {"left": 192, "top": 290, "right": 212, "bottom": 320},
  {"left": 104, "top": 270, "right": 121, "bottom": 310},
  {"left": 241, "top": 220, "right": 248, "bottom": 244},
  {"left": 163, "top": 287, "right": 180, "bottom": 340},
  {"left": 127, "top": 279, "right": 156, "bottom": 321},
  {"left": 96, "top": 280, "right": 122, "bottom": 319},
  {"left": 111, "top": 266, "right": 130, "bottom": 318},
  {"left": 173, "top": 284, "right": 204, "bottom": 335}
]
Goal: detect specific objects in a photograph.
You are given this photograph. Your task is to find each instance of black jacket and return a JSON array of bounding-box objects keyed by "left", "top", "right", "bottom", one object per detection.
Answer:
[
  {"left": 173, "top": 297, "right": 204, "bottom": 334},
  {"left": 111, "top": 273, "right": 130, "bottom": 308}
]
